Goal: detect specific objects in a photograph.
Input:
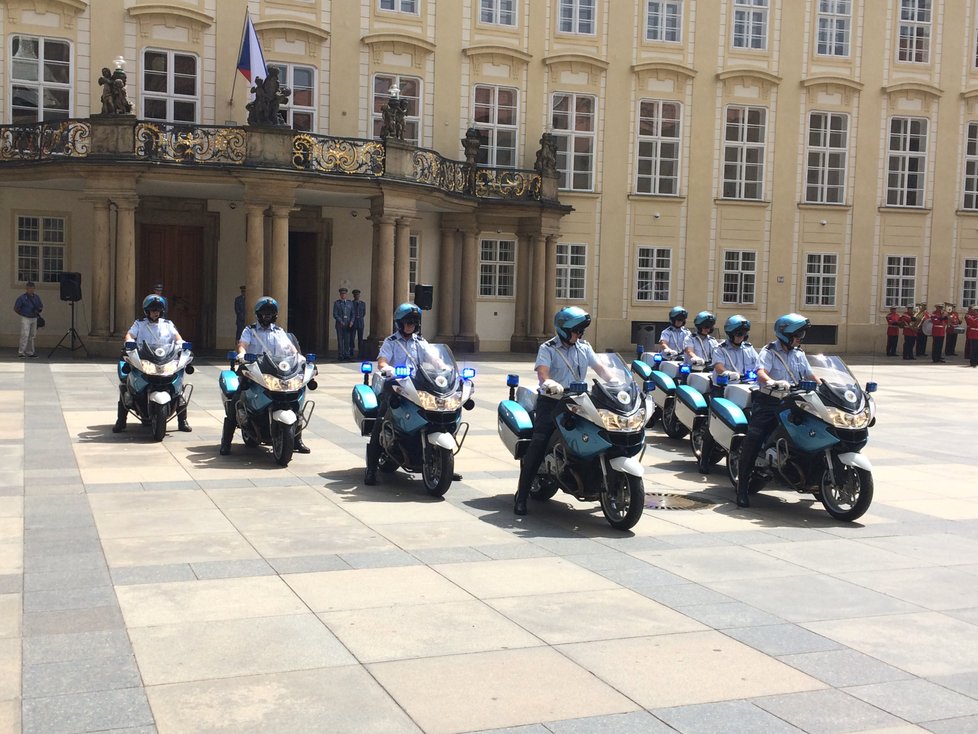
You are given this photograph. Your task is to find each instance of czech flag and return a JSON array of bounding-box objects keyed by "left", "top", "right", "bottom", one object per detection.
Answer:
[{"left": 236, "top": 14, "right": 267, "bottom": 83}]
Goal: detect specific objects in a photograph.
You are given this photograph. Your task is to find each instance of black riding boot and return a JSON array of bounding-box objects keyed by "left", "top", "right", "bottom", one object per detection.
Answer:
[
  {"left": 112, "top": 401, "right": 127, "bottom": 433},
  {"left": 364, "top": 442, "right": 380, "bottom": 485},
  {"left": 219, "top": 417, "right": 236, "bottom": 455},
  {"left": 295, "top": 431, "right": 311, "bottom": 454},
  {"left": 177, "top": 405, "right": 192, "bottom": 432}
]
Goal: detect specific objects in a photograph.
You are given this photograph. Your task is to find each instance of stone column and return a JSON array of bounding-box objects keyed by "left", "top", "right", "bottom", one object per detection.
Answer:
[
  {"left": 513, "top": 233, "right": 532, "bottom": 339},
  {"left": 436, "top": 227, "right": 457, "bottom": 340},
  {"left": 367, "top": 218, "right": 382, "bottom": 342},
  {"left": 90, "top": 199, "right": 111, "bottom": 336},
  {"left": 113, "top": 197, "right": 138, "bottom": 335},
  {"left": 269, "top": 205, "right": 291, "bottom": 331},
  {"left": 245, "top": 203, "right": 266, "bottom": 320},
  {"left": 544, "top": 234, "right": 558, "bottom": 331},
  {"left": 394, "top": 217, "right": 412, "bottom": 307},
  {"left": 372, "top": 216, "right": 396, "bottom": 338},
  {"left": 530, "top": 233, "right": 547, "bottom": 336},
  {"left": 458, "top": 228, "right": 479, "bottom": 348}
]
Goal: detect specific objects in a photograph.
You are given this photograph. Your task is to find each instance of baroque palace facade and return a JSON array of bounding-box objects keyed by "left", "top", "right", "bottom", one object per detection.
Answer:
[{"left": 2, "top": 0, "right": 978, "bottom": 355}]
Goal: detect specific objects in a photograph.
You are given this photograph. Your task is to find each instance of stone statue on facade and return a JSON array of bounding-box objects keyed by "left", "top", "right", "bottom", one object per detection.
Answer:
[
  {"left": 97, "top": 66, "right": 132, "bottom": 115},
  {"left": 246, "top": 67, "right": 292, "bottom": 127},
  {"left": 380, "top": 91, "right": 409, "bottom": 141},
  {"left": 534, "top": 132, "right": 558, "bottom": 177},
  {"left": 462, "top": 127, "right": 482, "bottom": 167}
]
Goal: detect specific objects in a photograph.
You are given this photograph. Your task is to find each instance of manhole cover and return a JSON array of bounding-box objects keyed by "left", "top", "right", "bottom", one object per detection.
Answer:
[{"left": 645, "top": 492, "right": 716, "bottom": 510}]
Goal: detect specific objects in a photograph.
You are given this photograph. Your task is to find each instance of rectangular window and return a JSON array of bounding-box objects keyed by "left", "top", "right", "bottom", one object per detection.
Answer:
[
  {"left": 480, "top": 0, "right": 516, "bottom": 26},
  {"left": 722, "top": 250, "right": 756, "bottom": 304},
  {"left": 885, "top": 256, "right": 916, "bottom": 306},
  {"left": 635, "top": 247, "right": 671, "bottom": 302},
  {"left": 142, "top": 49, "right": 198, "bottom": 123},
  {"left": 723, "top": 106, "right": 766, "bottom": 200},
  {"left": 805, "top": 112, "right": 848, "bottom": 204},
  {"left": 805, "top": 253, "right": 838, "bottom": 306},
  {"left": 558, "top": 0, "right": 595, "bottom": 35},
  {"left": 10, "top": 35, "right": 71, "bottom": 123},
  {"left": 646, "top": 1, "right": 682, "bottom": 42},
  {"left": 963, "top": 258, "right": 978, "bottom": 307},
  {"left": 886, "top": 117, "right": 927, "bottom": 207},
  {"left": 816, "top": 0, "right": 851, "bottom": 56},
  {"left": 636, "top": 100, "right": 681, "bottom": 195},
  {"left": 474, "top": 85, "right": 518, "bottom": 167},
  {"left": 409, "top": 234, "right": 419, "bottom": 292},
  {"left": 373, "top": 75, "right": 421, "bottom": 145},
  {"left": 16, "top": 215, "right": 65, "bottom": 284},
  {"left": 479, "top": 239, "right": 515, "bottom": 297},
  {"left": 551, "top": 93, "right": 595, "bottom": 191},
  {"left": 898, "top": 0, "right": 931, "bottom": 63},
  {"left": 732, "top": 0, "right": 768, "bottom": 50},
  {"left": 964, "top": 123, "right": 978, "bottom": 210},
  {"left": 267, "top": 63, "right": 315, "bottom": 131},
  {"left": 556, "top": 243, "right": 587, "bottom": 300},
  {"left": 380, "top": 0, "right": 417, "bottom": 13}
]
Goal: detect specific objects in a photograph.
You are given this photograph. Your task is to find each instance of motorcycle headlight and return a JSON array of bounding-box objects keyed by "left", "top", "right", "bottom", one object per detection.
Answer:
[
  {"left": 261, "top": 374, "right": 305, "bottom": 392},
  {"left": 596, "top": 408, "right": 646, "bottom": 432},
  {"left": 141, "top": 360, "right": 176, "bottom": 376},
  {"left": 824, "top": 406, "right": 871, "bottom": 429},
  {"left": 416, "top": 390, "right": 462, "bottom": 411}
]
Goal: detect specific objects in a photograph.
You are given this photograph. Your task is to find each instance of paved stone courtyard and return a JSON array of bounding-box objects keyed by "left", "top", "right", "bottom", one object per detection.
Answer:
[{"left": 1, "top": 349, "right": 977, "bottom": 733}]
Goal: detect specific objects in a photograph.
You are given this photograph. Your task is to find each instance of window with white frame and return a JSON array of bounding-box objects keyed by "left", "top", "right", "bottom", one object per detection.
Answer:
[
  {"left": 379, "top": 0, "right": 417, "bottom": 13},
  {"left": 898, "top": 0, "right": 931, "bottom": 63},
  {"left": 805, "top": 253, "right": 838, "bottom": 306},
  {"left": 886, "top": 117, "right": 927, "bottom": 207},
  {"left": 732, "top": 0, "right": 768, "bottom": 50},
  {"left": 267, "top": 63, "right": 315, "bottom": 131},
  {"left": 409, "top": 234, "right": 419, "bottom": 292},
  {"left": 556, "top": 243, "right": 587, "bottom": 299},
  {"left": 646, "top": 1, "right": 682, "bottom": 42},
  {"left": 558, "top": 0, "right": 595, "bottom": 34},
  {"left": 635, "top": 246, "right": 671, "bottom": 302},
  {"left": 816, "top": 0, "right": 851, "bottom": 56},
  {"left": 16, "top": 215, "right": 65, "bottom": 284},
  {"left": 480, "top": 0, "right": 516, "bottom": 26},
  {"left": 722, "top": 106, "right": 766, "bottom": 200},
  {"left": 722, "top": 250, "right": 756, "bottom": 304},
  {"left": 636, "top": 100, "right": 681, "bottom": 195},
  {"left": 963, "top": 259, "right": 978, "bottom": 307},
  {"left": 551, "top": 93, "right": 595, "bottom": 191},
  {"left": 10, "top": 36, "right": 71, "bottom": 123},
  {"left": 885, "top": 256, "right": 916, "bottom": 306},
  {"left": 479, "top": 239, "right": 515, "bottom": 297},
  {"left": 964, "top": 123, "right": 978, "bottom": 210},
  {"left": 805, "top": 112, "right": 848, "bottom": 204},
  {"left": 474, "top": 85, "right": 518, "bottom": 167},
  {"left": 142, "top": 49, "right": 198, "bottom": 123},
  {"left": 373, "top": 75, "right": 421, "bottom": 145}
]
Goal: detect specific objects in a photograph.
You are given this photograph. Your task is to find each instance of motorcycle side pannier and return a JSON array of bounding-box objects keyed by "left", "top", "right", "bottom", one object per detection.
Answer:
[
  {"left": 352, "top": 384, "right": 378, "bottom": 436},
  {"left": 497, "top": 399, "right": 533, "bottom": 459},
  {"left": 219, "top": 370, "right": 240, "bottom": 398}
]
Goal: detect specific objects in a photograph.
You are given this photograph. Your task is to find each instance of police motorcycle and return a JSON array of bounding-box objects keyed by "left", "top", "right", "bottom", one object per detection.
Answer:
[
  {"left": 697, "top": 370, "right": 757, "bottom": 481},
  {"left": 498, "top": 354, "right": 654, "bottom": 530},
  {"left": 352, "top": 344, "right": 475, "bottom": 496},
  {"left": 638, "top": 347, "right": 689, "bottom": 438},
  {"left": 218, "top": 333, "right": 317, "bottom": 468},
  {"left": 729, "top": 355, "right": 878, "bottom": 522},
  {"left": 117, "top": 335, "right": 195, "bottom": 441},
  {"left": 676, "top": 311, "right": 722, "bottom": 460}
]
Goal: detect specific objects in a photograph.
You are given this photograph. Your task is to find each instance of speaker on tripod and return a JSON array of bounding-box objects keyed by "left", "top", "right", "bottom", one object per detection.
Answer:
[{"left": 49, "top": 272, "right": 89, "bottom": 357}]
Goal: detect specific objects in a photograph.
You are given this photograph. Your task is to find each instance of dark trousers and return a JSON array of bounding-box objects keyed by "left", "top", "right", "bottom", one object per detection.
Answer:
[
  {"left": 970, "top": 339, "right": 978, "bottom": 366},
  {"left": 366, "top": 383, "right": 393, "bottom": 469},
  {"left": 515, "top": 397, "right": 560, "bottom": 502},
  {"left": 945, "top": 331, "right": 958, "bottom": 356},
  {"left": 967, "top": 339, "right": 974, "bottom": 360},
  {"left": 353, "top": 323, "right": 364, "bottom": 357},
  {"left": 336, "top": 323, "right": 353, "bottom": 359},
  {"left": 737, "top": 393, "right": 780, "bottom": 497},
  {"left": 931, "top": 336, "right": 945, "bottom": 362},
  {"left": 916, "top": 334, "right": 928, "bottom": 356},
  {"left": 902, "top": 335, "right": 916, "bottom": 359},
  {"left": 886, "top": 334, "right": 898, "bottom": 356}
]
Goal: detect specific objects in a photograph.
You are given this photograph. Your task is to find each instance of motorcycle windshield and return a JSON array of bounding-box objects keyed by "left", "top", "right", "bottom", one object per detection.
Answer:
[
  {"left": 589, "top": 352, "right": 640, "bottom": 409},
  {"left": 254, "top": 331, "right": 303, "bottom": 376},
  {"left": 808, "top": 354, "right": 864, "bottom": 409},
  {"left": 136, "top": 338, "right": 179, "bottom": 365},
  {"left": 415, "top": 344, "right": 459, "bottom": 395}
]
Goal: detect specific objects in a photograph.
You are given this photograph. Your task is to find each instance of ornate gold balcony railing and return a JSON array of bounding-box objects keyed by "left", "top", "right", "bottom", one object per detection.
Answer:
[
  {"left": 0, "top": 120, "right": 90, "bottom": 161},
  {"left": 134, "top": 122, "right": 246, "bottom": 164},
  {"left": 411, "top": 148, "right": 543, "bottom": 201},
  {"left": 412, "top": 149, "right": 469, "bottom": 195},
  {"left": 292, "top": 134, "right": 385, "bottom": 176}
]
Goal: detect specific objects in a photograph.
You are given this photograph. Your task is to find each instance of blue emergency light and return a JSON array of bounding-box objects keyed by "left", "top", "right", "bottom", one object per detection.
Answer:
[
  {"left": 653, "top": 353, "right": 664, "bottom": 363},
  {"left": 360, "top": 362, "right": 373, "bottom": 374},
  {"left": 182, "top": 342, "right": 192, "bottom": 351},
  {"left": 644, "top": 380, "right": 655, "bottom": 393},
  {"left": 569, "top": 381, "right": 588, "bottom": 394},
  {"left": 865, "top": 381, "right": 878, "bottom": 393},
  {"left": 799, "top": 380, "right": 817, "bottom": 392},
  {"left": 461, "top": 367, "right": 476, "bottom": 379},
  {"left": 306, "top": 353, "right": 317, "bottom": 363},
  {"left": 394, "top": 365, "right": 411, "bottom": 378},
  {"left": 680, "top": 364, "right": 691, "bottom": 374},
  {"left": 745, "top": 370, "right": 758, "bottom": 382},
  {"left": 506, "top": 374, "right": 520, "bottom": 387},
  {"left": 716, "top": 373, "right": 729, "bottom": 386}
]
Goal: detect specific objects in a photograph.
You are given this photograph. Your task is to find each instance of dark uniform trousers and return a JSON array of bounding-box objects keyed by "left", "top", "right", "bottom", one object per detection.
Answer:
[
  {"left": 902, "top": 334, "right": 917, "bottom": 360},
  {"left": 886, "top": 334, "right": 899, "bottom": 357},
  {"left": 365, "top": 381, "right": 394, "bottom": 469},
  {"left": 736, "top": 392, "right": 781, "bottom": 497},
  {"left": 514, "top": 396, "right": 561, "bottom": 502},
  {"left": 916, "top": 333, "right": 928, "bottom": 356}
]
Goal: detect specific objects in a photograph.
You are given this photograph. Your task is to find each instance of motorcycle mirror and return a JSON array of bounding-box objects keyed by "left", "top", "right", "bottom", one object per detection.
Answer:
[
  {"left": 389, "top": 394, "right": 402, "bottom": 409},
  {"left": 182, "top": 342, "right": 192, "bottom": 351},
  {"left": 120, "top": 363, "right": 131, "bottom": 375},
  {"left": 308, "top": 379, "right": 318, "bottom": 391},
  {"left": 506, "top": 374, "right": 520, "bottom": 387},
  {"left": 568, "top": 381, "right": 588, "bottom": 395},
  {"left": 463, "top": 398, "right": 475, "bottom": 410},
  {"left": 306, "top": 353, "right": 317, "bottom": 363},
  {"left": 865, "top": 381, "right": 878, "bottom": 393},
  {"left": 125, "top": 341, "right": 137, "bottom": 350},
  {"left": 461, "top": 367, "right": 476, "bottom": 380},
  {"left": 361, "top": 361, "right": 373, "bottom": 374},
  {"left": 185, "top": 365, "right": 195, "bottom": 375},
  {"left": 799, "top": 380, "right": 818, "bottom": 392},
  {"left": 631, "top": 359, "right": 652, "bottom": 380}
]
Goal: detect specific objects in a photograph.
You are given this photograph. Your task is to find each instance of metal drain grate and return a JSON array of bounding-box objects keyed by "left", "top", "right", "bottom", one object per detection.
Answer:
[{"left": 644, "top": 492, "right": 716, "bottom": 510}]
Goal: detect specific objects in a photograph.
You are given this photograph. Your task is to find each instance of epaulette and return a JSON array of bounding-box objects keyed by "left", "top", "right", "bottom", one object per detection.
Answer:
[
  {"left": 744, "top": 341, "right": 753, "bottom": 347},
  {"left": 385, "top": 334, "right": 398, "bottom": 342},
  {"left": 577, "top": 338, "right": 591, "bottom": 347},
  {"left": 543, "top": 337, "right": 559, "bottom": 347}
]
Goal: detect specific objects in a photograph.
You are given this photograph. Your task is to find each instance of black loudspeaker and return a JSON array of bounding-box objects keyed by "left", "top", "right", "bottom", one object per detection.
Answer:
[
  {"left": 59, "top": 272, "right": 82, "bottom": 302},
  {"left": 414, "top": 283, "right": 433, "bottom": 310}
]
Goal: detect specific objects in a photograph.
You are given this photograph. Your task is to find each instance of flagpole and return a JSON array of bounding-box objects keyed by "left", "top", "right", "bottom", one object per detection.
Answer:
[{"left": 230, "top": 10, "right": 249, "bottom": 110}]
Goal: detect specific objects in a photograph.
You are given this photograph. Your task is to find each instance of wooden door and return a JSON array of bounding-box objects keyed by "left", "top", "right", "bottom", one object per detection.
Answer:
[
  {"left": 288, "top": 231, "right": 319, "bottom": 352},
  {"left": 139, "top": 224, "right": 203, "bottom": 343}
]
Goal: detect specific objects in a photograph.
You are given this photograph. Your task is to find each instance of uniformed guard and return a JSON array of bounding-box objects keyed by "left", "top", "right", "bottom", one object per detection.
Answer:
[
  {"left": 929, "top": 304, "right": 948, "bottom": 363},
  {"left": 332, "top": 287, "right": 355, "bottom": 361},
  {"left": 885, "top": 306, "right": 901, "bottom": 357},
  {"left": 966, "top": 306, "right": 978, "bottom": 367},
  {"left": 901, "top": 305, "right": 917, "bottom": 360},
  {"left": 683, "top": 310, "right": 719, "bottom": 367},
  {"left": 657, "top": 305, "right": 690, "bottom": 355},
  {"left": 946, "top": 306, "right": 961, "bottom": 357}
]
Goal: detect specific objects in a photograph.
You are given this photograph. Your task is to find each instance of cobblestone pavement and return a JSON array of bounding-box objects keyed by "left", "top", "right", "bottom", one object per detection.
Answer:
[{"left": 1, "top": 349, "right": 977, "bottom": 733}]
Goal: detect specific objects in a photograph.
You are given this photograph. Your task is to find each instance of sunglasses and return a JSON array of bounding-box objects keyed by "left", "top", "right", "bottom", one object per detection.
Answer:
[
  {"left": 570, "top": 326, "right": 587, "bottom": 336},
  {"left": 732, "top": 329, "right": 749, "bottom": 338}
]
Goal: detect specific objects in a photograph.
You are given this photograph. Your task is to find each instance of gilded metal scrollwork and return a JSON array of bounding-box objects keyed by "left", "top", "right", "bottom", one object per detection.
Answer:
[
  {"left": 474, "top": 169, "right": 542, "bottom": 201},
  {"left": 292, "top": 134, "right": 385, "bottom": 176},
  {"left": 412, "top": 150, "right": 469, "bottom": 194},
  {"left": 0, "top": 120, "right": 90, "bottom": 161},
  {"left": 134, "top": 123, "right": 245, "bottom": 164}
]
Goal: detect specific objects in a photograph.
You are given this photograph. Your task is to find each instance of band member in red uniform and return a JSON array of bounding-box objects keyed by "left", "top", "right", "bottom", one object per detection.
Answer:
[
  {"left": 885, "top": 306, "right": 901, "bottom": 357},
  {"left": 916, "top": 306, "right": 930, "bottom": 357},
  {"left": 901, "top": 306, "right": 917, "bottom": 360},
  {"left": 929, "top": 304, "right": 948, "bottom": 363},
  {"left": 945, "top": 306, "right": 961, "bottom": 357},
  {"left": 966, "top": 306, "right": 978, "bottom": 367}
]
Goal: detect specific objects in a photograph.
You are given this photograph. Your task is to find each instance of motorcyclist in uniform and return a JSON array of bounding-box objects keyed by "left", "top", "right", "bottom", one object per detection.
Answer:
[
  {"left": 113, "top": 294, "right": 191, "bottom": 433},
  {"left": 220, "top": 296, "right": 310, "bottom": 455},
  {"left": 734, "top": 313, "right": 819, "bottom": 508},
  {"left": 683, "top": 310, "right": 719, "bottom": 368},
  {"left": 657, "top": 306, "right": 690, "bottom": 356}
]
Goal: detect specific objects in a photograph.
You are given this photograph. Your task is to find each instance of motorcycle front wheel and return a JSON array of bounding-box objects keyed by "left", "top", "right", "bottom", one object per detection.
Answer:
[
  {"left": 727, "top": 443, "right": 768, "bottom": 494},
  {"left": 820, "top": 464, "right": 873, "bottom": 522},
  {"left": 662, "top": 401, "right": 688, "bottom": 439},
  {"left": 272, "top": 422, "right": 295, "bottom": 467},
  {"left": 600, "top": 470, "right": 645, "bottom": 530},
  {"left": 150, "top": 403, "right": 167, "bottom": 442},
  {"left": 422, "top": 445, "right": 453, "bottom": 497}
]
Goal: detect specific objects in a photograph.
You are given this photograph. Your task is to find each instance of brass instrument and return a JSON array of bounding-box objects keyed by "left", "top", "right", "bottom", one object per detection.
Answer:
[{"left": 910, "top": 303, "right": 928, "bottom": 330}]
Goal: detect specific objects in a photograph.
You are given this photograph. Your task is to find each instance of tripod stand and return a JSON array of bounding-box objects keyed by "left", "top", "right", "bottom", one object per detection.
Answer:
[{"left": 48, "top": 300, "right": 89, "bottom": 357}]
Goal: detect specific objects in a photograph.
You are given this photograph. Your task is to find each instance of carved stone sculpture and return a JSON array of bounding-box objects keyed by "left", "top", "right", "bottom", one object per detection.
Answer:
[
  {"left": 247, "top": 67, "right": 292, "bottom": 127},
  {"left": 534, "top": 132, "right": 558, "bottom": 176},
  {"left": 462, "top": 127, "right": 482, "bottom": 166},
  {"left": 97, "top": 66, "right": 132, "bottom": 115},
  {"left": 380, "top": 96, "right": 409, "bottom": 141}
]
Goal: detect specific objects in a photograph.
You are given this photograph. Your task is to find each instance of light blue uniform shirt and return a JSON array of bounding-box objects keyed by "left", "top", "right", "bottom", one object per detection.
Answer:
[
  {"left": 758, "top": 341, "right": 814, "bottom": 383},
  {"left": 659, "top": 325, "right": 690, "bottom": 352},
  {"left": 239, "top": 323, "right": 295, "bottom": 354},
  {"left": 378, "top": 332, "right": 429, "bottom": 369},
  {"left": 683, "top": 333, "right": 719, "bottom": 363},
  {"left": 535, "top": 337, "right": 599, "bottom": 388},
  {"left": 714, "top": 340, "right": 760, "bottom": 375}
]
